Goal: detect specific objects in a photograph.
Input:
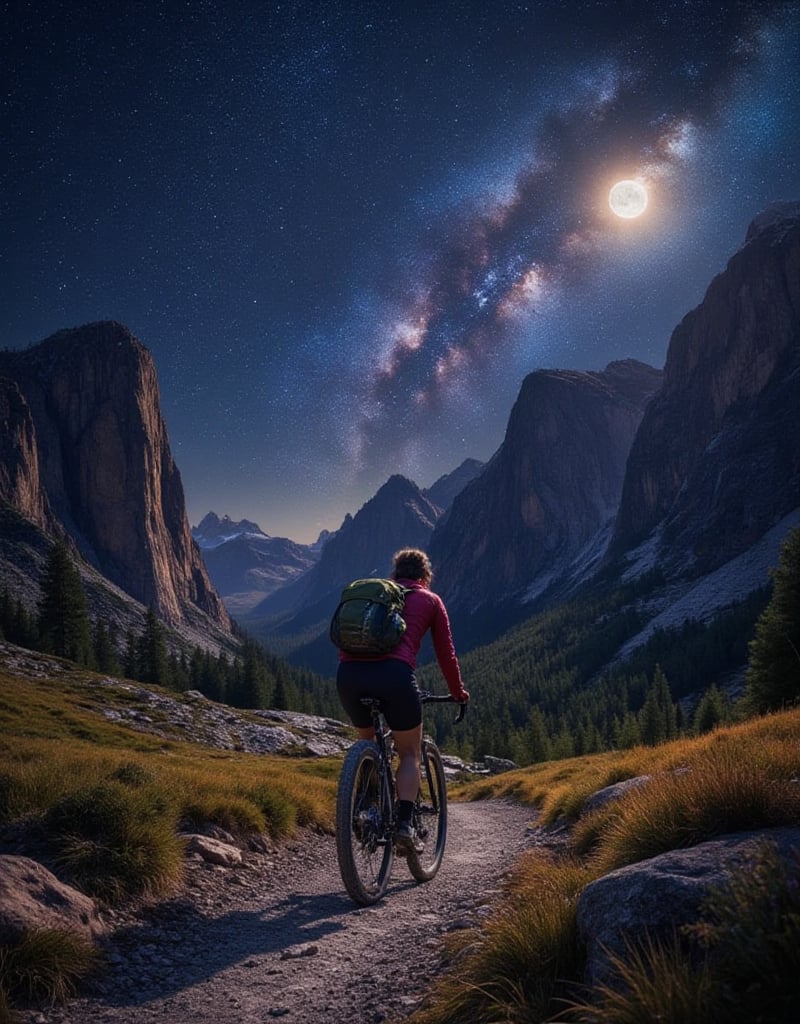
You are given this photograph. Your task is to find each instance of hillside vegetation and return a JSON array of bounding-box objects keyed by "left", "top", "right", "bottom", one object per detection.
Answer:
[
  {"left": 0, "top": 655, "right": 339, "bottom": 896},
  {"left": 412, "top": 707, "right": 800, "bottom": 1024},
  {"left": 1, "top": 647, "right": 799, "bottom": 1020}
]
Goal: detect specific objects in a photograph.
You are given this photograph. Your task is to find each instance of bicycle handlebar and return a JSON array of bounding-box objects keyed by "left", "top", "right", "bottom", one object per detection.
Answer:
[{"left": 419, "top": 690, "right": 468, "bottom": 724}]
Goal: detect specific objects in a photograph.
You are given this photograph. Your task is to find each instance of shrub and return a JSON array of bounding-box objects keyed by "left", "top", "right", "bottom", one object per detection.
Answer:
[
  {"left": 243, "top": 784, "right": 297, "bottom": 838},
  {"left": 45, "top": 781, "right": 183, "bottom": 902},
  {"left": 0, "top": 928, "right": 99, "bottom": 1008}
]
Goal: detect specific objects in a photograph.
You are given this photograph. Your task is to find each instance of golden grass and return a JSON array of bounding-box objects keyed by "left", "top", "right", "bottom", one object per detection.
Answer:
[
  {"left": 458, "top": 707, "right": 800, "bottom": 823},
  {"left": 410, "top": 851, "right": 594, "bottom": 1024},
  {"left": 0, "top": 928, "right": 100, "bottom": 1008},
  {"left": 419, "top": 707, "right": 800, "bottom": 1024},
  {"left": 4, "top": 656, "right": 800, "bottom": 1023},
  {"left": 0, "top": 662, "right": 338, "bottom": 905}
]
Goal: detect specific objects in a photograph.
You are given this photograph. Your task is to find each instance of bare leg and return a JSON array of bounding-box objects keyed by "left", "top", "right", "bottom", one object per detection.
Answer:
[{"left": 391, "top": 724, "right": 423, "bottom": 802}]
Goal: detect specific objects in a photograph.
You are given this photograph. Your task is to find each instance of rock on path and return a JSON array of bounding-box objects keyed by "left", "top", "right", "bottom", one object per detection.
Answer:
[{"left": 26, "top": 800, "right": 535, "bottom": 1024}]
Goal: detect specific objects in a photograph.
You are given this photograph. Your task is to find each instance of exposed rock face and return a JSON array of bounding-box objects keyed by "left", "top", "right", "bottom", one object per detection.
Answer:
[
  {"left": 0, "top": 377, "right": 54, "bottom": 531},
  {"left": 430, "top": 360, "right": 662, "bottom": 613},
  {"left": 610, "top": 206, "right": 800, "bottom": 575},
  {"left": 0, "top": 322, "right": 230, "bottom": 630}
]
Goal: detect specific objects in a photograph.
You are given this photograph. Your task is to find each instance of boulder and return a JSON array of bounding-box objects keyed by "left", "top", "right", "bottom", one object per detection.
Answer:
[
  {"left": 577, "top": 826, "right": 800, "bottom": 987},
  {"left": 0, "top": 855, "right": 105, "bottom": 945},
  {"left": 182, "top": 834, "right": 243, "bottom": 867},
  {"left": 582, "top": 774, "right": 652, "bottom": 814}
]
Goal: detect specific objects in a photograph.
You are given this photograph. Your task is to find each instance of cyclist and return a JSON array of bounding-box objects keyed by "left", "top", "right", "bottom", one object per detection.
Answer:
[{"left": 335, "top": 548, "right": 470, "bottom": 852}]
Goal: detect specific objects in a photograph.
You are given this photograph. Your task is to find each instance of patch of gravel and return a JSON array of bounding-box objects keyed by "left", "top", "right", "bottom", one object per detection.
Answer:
[{"left": 21, "top": 800, "right": 541, "bottom": 1024}]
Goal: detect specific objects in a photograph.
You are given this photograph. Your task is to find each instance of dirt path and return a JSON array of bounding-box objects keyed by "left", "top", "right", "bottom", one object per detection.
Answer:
[{"left": 33, "top": 800, "right": 535, "bottom": 1024}]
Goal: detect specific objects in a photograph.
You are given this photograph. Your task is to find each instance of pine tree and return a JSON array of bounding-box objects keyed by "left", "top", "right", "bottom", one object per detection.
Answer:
[
  {"left": 93, "top": 619, "right": 122, "bottom": 675},
  {"left": 38, "top": 540, "right": 93, "bottom": 665},
  {"left": 653, "top": 665, "right": 678, "bottom": 740},
  {"left": 124, "top": 630, "right": 139, "bottom": 679},
  {"left": 744, "top": 527, "right": 800, "bottom": 713},
  {"left": 693, "top": 684, "right": 728, "bottom": 735},
  {"left": 639, "top": 685, "right": 665, "bottom": 746},
  {"left": 138, "top": 607, "right": 171, "bottom": 688},
  {"left": 525, "top": 706, "right": 551, "bottom": 764}
]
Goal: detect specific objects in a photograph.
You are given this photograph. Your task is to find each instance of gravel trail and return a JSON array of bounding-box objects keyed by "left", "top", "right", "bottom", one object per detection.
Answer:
[{"left": 32, "top": 800, "right": 536, "bottom": 1024}]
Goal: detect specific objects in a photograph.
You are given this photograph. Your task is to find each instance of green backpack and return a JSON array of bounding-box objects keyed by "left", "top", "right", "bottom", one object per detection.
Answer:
[{"left": 329, "top": 578, "right": 408, "bottom": 656}]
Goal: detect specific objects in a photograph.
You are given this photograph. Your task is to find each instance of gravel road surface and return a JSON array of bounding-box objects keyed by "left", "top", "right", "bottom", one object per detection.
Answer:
[{"left": 28, "top": 800, "right": 536, "bottom": 1024}]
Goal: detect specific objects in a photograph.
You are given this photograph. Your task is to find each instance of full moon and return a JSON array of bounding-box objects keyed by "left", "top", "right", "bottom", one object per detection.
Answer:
[{"left": 609, "top": 179, "right": 648, "bottom": 219}]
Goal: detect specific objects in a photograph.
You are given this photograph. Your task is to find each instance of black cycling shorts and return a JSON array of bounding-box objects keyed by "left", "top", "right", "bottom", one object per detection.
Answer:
[{"left": 336, "top": 657, "right": 422, "bottom": 732}]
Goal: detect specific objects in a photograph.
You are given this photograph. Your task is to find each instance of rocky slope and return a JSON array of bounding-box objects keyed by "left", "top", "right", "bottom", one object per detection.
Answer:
[
  {"left": 430, "top": 360, "right": 662, "bottom": 620},
  {"left": 423, "top": 457, "right": 485, "bottom": 512},
  {"left": 610, "top": 203, "right": 800, "bottom": 574},
  {"left": 0, "top": 322, "right": 230, "bottom": 633},
  {"left": 244, "top": 475, "right": 443, "bottom": 670}
]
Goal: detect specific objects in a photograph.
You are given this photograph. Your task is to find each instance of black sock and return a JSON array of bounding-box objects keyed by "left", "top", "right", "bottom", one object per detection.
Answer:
[{"left": 396, "top": 800, "right": 414, "bottom": 824}]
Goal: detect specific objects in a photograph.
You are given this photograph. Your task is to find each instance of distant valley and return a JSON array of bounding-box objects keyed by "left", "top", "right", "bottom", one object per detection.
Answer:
[{"left": 1, "top": 202, "right": 799, "bottom": 759}]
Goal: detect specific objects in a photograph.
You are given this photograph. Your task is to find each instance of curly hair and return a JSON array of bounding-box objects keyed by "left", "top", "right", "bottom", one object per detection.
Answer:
[{"left": 391, "top": 548, "right": 433, "bottom": 584}]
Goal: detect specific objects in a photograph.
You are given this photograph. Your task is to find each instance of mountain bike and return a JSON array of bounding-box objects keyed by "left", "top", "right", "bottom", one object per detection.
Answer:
[{"left": 335, "top": 691, "right": 466, "bottom": 906}]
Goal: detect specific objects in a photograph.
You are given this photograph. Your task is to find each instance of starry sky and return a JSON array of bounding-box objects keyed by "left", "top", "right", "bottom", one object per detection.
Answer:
[{"left": 4, "top": 1, "right": 800, "bottom": 543}]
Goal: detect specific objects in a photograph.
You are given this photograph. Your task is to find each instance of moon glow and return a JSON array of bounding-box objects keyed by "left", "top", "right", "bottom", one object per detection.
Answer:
[{"left": 609, "top": 180, "right": 648, "bottom": 219}]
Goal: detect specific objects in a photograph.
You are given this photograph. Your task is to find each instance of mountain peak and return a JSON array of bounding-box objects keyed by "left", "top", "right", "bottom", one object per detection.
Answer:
[
  {"left": 744, "top": 201, "right": 800, "bottom": 245},
  {"left": 0, "top": 321, "right": 230, "bottom": 631}
]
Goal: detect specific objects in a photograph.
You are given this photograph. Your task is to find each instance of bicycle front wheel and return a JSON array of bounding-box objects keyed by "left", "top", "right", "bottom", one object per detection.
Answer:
[
  {"left": 336, "top": 740, "right": 394, "bottom": 905},
  {"left": 407, "top": 737, "right": 447, "bottom": 882}
]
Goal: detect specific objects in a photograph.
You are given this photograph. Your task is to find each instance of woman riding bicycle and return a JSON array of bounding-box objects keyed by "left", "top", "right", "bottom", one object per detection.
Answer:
[{"left": 335, "top": 548, "right": 470, "bottom": 852}]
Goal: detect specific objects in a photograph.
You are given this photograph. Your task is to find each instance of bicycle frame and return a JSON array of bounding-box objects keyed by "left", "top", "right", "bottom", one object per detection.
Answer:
[{"left": 336, "top": 689, "right": 466, "bottom": 904}]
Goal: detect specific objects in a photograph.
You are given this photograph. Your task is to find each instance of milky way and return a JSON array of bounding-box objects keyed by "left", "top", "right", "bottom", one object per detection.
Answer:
[{"left": 3, "top": 1, "right": 800, "bottom": 541}]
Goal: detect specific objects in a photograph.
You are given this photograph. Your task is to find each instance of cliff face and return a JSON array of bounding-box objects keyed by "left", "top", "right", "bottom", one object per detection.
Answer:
[
  {"left": 0, "top": 322, "right": 230, "bottom": 630},
  {"left": 610, "top": 204, "right": 800, "bottom": 574},
  {"left": 0, "top": 378, "right": 54, "bottom": 532},
  {"left": 430, "top": 360, "right": 663, "bottom": 612}
]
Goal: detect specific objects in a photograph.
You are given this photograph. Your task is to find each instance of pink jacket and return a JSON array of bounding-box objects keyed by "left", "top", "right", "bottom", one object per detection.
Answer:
[{"left": 340, "top": 579, "right": 467, "bottom": 701}]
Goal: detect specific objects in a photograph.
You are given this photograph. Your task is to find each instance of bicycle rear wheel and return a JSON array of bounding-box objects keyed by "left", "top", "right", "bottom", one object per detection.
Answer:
[
  {"left": 407, "top": 737, "right": 447, "bottom": 882},
  {"left": 336, "top": 740, "right": 394, "bottom": 905}
]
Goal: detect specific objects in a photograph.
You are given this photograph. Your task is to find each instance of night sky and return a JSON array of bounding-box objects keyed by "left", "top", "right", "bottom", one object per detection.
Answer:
[{"left": 4, "top": 1, "right": 800, "bottom": 543}]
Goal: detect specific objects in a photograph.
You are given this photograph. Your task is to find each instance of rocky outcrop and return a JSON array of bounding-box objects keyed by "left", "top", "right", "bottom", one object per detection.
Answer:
[
  {"left": 0, "top": 322, "right": 230, "bottom": 630},
  {"left": 578, "top": 827, "right": 800, "bottom": 988},
  {"left": 430, "top": 360, "right": 662, "bottom": 614},
  {"left": 610, "top": 204, "right": 800, "bottom": 574}
]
